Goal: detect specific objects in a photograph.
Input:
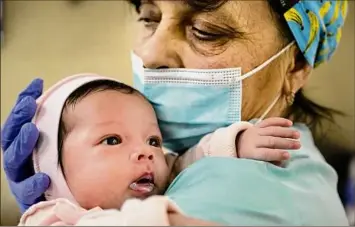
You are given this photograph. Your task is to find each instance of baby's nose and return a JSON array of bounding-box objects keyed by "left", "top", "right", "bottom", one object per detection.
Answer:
[
  {"left": 130, "top": 149, "right": 154, "bottom": 162},
  {"left": 137, "top": 152, "right": 154, "bottom": 161}
]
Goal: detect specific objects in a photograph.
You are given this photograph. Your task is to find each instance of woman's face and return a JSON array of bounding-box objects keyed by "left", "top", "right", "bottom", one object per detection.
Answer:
[{"left": 132, "top": 0, "right": 310, "bottom": 120}]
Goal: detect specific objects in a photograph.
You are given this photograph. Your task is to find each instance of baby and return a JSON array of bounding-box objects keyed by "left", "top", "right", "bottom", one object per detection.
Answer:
[{"left": 19, "top": 74, "right": 300, "bottom": 226}]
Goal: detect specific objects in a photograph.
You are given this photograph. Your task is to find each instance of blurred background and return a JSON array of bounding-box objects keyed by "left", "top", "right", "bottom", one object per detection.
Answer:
[{"left": 0, "top": 1, "right": 354, "bottom": 225}]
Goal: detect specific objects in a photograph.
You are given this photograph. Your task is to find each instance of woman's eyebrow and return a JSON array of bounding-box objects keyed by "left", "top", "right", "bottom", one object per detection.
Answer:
[
  {"left": 130, "top": 0, "right": 153, "bottom": 12},
  {"left": 183, "top": 0, "right": 228, "bottom": 13}
]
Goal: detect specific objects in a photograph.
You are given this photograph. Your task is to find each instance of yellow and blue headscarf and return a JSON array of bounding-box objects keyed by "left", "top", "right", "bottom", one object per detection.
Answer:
[{"left": 275, "top": 0, "right": 348, "bottom": 67}]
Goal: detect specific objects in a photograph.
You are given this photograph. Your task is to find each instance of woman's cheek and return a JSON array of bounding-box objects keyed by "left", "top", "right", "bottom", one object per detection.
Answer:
[{"left": 202, "top": 45, "right": 256, "bottom": 70}]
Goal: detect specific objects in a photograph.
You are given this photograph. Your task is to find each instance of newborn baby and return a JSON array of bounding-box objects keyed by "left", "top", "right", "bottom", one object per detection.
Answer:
[{"left": 19, "top": 74, "right": 300, "bottom": 226}]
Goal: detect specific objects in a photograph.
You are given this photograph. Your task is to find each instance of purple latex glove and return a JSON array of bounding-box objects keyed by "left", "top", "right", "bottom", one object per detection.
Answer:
[{"left": 1, "top": 79, "right": 50, "bottom": 213}]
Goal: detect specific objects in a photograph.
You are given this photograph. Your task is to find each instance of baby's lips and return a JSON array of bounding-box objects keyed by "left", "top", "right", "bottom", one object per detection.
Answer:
[{"left": 129, "top": 182, "right": 155, "bottom": 193}]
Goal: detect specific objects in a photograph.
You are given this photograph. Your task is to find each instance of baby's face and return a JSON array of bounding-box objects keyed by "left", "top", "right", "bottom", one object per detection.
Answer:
[{"left": 60, "top": 90, "right": 169, "bottom": 209}]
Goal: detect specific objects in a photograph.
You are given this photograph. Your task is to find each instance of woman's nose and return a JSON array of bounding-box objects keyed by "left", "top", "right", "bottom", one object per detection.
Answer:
[{"left": 135, "top": 23, "right": 184, "bottom": 69}]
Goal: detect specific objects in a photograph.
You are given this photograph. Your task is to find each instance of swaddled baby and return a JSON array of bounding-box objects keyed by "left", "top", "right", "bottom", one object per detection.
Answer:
[{"left": 19, "top": 74, "right": 300, "bottom": 226}]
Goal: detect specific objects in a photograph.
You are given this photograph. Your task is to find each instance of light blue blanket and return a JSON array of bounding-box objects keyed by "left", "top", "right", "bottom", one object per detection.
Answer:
[{"left": 165, "top": 123, "right": 349, "bottom": 225}]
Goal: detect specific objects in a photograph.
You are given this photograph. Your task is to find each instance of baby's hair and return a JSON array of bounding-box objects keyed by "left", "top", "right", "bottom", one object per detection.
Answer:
[{"left": 57, "top": 80, "right": 145, "bottom": 174}]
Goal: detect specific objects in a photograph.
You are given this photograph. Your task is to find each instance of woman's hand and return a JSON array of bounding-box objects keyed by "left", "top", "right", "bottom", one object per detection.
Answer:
[
  {"left": 1, "top": 79, "right": 50, "bottom": 213},
  {"left": 237, "top": 117, "right": 301, "bottom": 163}
]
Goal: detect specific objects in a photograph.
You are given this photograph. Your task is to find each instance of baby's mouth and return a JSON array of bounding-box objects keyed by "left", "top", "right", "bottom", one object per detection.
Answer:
[{"left": 129, "top": 173, "right": 155, "bottom": 194}]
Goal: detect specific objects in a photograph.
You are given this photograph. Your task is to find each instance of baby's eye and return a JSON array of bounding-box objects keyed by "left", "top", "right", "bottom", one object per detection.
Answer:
[
  {"left": 101, "top": 136, "right": 122, "bottom": 146},
  {"left": 147, "top": 136, "right": 162, "bottom": 148}
]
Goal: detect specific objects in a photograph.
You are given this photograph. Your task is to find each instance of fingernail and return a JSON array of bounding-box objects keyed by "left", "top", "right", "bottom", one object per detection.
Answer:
[
  {"left": 37, "top": 173, "right": 51, "bottom": 188},
  {"left": 32, "top": 78, "right": 43, "bottom": 85},
  {"left": 29, "top": 78, "right": 43, "bottom": 91},
  {"left": 282, "top": 152, "right": 290, "bottom": 159},
  {"left": 294, "top": 141, "right": 301, "bottom": 149},
  {"left": 294, "top": 131, "right": 300, "bottom": 138}
]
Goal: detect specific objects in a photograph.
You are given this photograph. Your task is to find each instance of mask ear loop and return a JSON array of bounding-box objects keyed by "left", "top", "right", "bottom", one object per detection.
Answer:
[
  {"left": 237, "top": 41, "right": 295, "bottom": 81},
  {"left": 255, "top": 93, "right": 281, "bottom": 125},
  {"left": 252, "top": 42, "right": 295, "bottom": 125}
]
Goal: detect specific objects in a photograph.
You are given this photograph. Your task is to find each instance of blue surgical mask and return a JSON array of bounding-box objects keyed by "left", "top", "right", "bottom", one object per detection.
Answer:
[{"left": 131, "top": 42, "right": 294, "bottom": 153}]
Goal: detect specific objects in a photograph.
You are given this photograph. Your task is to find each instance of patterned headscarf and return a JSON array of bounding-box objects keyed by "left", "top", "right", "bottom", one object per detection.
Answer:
[{"left": 274, "top": 0, "right": 348, "bottom": 67}]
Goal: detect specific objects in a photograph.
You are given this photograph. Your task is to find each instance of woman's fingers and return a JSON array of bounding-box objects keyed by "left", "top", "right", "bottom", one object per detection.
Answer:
[
  {"left": 257, "top": 136, "right": 301, "bottom": 150},
  {"left": 11, "top": 172, "right": 50, "bottom": 207},
  {"left": 1, "top": 96, "right": 38, "bottom": 151},
  {"left": 3, "top": 123, "right": 40, "bottom": 182},
  {"left": 259, "top": 126, "right": 300, "bottom": 139},
  {"left": 2, "top": 78, "right": 42, "bottom": 150},
  {"left": 16, "top": 78, "right": 43, "bottom": 104},
  {"left": 256, "top": 117, "right": 292, "bottom": 128}
]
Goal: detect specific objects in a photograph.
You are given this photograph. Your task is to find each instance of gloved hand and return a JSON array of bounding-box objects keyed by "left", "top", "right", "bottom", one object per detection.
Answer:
[{"left": 1, "top": 79, "right": 50, "bottom": 213}]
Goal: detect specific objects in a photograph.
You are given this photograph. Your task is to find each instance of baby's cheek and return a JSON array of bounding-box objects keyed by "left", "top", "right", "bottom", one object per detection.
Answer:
[
  {"left": 63, "top": 145, "right": 131, "bottom": 209},
  {"left": 66, "top": 166, "right": 125, "bottom": 209},
  {"left": 156, "top": 158, "right": 170, "bottom": 192},
  {"left": 67, "top": 172, "right": 102, "bottom": 207}
]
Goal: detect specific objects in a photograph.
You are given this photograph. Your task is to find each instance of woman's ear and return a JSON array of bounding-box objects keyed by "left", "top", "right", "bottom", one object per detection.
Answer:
[{"left": 283, "top": 45, "right": 313, "bottom": 94}]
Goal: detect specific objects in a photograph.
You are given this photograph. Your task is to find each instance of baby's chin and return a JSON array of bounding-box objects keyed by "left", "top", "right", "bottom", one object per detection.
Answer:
[
  {"left": 78, "top": 195, "right": 128, "bottom": 210},
  {"left": 82, "top": 184, "right": 167, "bottom": 210},
  {"left": 96, "top": 198, "right": 127, "bottom": 210},
  {"left": 101, "top": 192, "right": 155, "bottom": 209}
]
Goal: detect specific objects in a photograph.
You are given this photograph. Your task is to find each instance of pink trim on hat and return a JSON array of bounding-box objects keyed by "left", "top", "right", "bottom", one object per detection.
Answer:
[{"left": 32, "top": 73, "right": 122, "bottom": 205}]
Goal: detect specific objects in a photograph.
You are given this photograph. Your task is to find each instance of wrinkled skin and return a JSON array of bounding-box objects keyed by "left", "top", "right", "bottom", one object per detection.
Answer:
[{"left": 133, "top": 0, "right": 312, "bottom": 120}]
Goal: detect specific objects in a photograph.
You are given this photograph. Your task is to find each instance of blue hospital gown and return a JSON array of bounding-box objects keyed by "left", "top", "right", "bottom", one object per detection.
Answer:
[{"left": 165, "top": 123, "right": 349, "bottom": 225}]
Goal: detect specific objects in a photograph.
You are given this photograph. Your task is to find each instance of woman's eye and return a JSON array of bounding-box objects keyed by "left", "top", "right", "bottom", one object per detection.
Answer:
[
  {"left": 136, "top": 3, "right": 160, "bottom": 28},
  {"left": 137, "top": 17, "right": 158, "bottom": 28},
  {"left": 192, "top": 27, "right": 223, "bottom": 41},
  {"left": 101, "top": 136, "right": 122, "bottom": 146},
  {"left": 147, "top": 137, "right": 162, "bottom": 148},
  {"left": 138, "top": 17, "right": 152, "bottom": 23}
]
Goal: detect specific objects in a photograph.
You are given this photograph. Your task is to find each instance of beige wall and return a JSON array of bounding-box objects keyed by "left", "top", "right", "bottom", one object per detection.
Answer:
[
  {"left": 0, "top": 1, "right": 136, "bottom": 224},
  {"left": 1, "top": 1, "right": 354, "bottom": 225}
]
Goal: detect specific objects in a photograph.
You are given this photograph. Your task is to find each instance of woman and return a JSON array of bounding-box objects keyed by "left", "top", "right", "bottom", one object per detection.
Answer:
[{"left": 1, "top": 0, "right": 350, "bottom": 225}]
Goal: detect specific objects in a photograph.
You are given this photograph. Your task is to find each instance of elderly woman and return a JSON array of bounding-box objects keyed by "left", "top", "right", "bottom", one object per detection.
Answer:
[{"left": 1, "top": 0, "right": 350, "bottom": 225}]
